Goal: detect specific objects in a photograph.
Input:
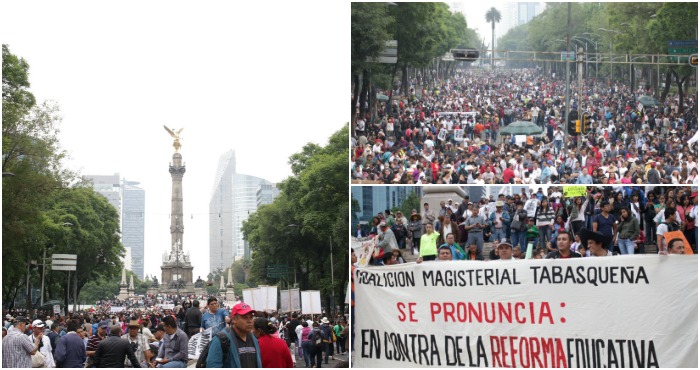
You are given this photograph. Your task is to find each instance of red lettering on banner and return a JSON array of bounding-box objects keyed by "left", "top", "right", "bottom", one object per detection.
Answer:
[
  {"left": 396, "top": 302, "right": 418, "bottom": 322},
  {"left": 430, "top": 302, "right": 441, "bottom": 322},
  {"left": 490, "top": 336, "right": 502, "bottom": 367}
]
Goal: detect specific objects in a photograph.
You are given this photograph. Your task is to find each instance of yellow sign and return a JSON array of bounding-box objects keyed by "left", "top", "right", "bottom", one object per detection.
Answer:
[{"left": 563, "top": 186, "right": 587, "bottom": 197}]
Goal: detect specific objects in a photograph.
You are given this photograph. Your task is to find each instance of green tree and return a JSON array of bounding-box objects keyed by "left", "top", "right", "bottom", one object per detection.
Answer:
[
  {"left": 242, "top": 125, "right": 348, "bottom": 315},
  {"left": 485, "top": 7, "right": 502, "bottom": 68},
  {"left": 399, "top": 191, "right": 421, "bottom": 218}
]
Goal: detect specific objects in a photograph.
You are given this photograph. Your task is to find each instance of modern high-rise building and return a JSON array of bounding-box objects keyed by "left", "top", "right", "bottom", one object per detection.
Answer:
[
  {"left": 256, "top": 183, "right": 280, "bottom": 208},
  {"left": 351, "top": 186, "right": 422, "bottom": 224},
  {"left": 209, "top": 151, "right": 277, "bottom": 271},
  {"left": 233, "top": 174, "right": 271, "bottom": 259},
  {"left": 209, "top": 150, "right": 236, "bottom": 273},
  {"left": 85, "top": 174, "right": 146, "bottom": 279},
  {"left": 122, "top": 180, "right": 145, "bottom": 279}
]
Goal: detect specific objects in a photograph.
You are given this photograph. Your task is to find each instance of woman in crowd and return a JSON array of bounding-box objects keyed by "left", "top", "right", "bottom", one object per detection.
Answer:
[
  {"left": 534, "top": 198, "right": 556, "bottom": 253},
  {"left": 617, "top": 208, "right": 640, "bottom": 255},
  {"left": 253, "top": 318, "right": 293, "bottom": 368}
]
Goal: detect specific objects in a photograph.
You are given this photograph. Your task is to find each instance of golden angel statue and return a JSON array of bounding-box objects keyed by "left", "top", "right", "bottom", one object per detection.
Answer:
[{"left": 163, "top": 125, "right": 184, "bottom": 152}]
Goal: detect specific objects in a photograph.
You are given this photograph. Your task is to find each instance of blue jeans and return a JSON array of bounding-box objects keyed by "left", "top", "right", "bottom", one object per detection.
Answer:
[
  {"left": 511, "top": 230, "right": 527, "bottom": 252},
  {"left": 537, "top": 225, "right": 552, "bottom": 250},
  {"left": 492, "top": 229, "right": 506, "bottom": 244},
  {"left": 302, "top": 341, "right": 313, "bottom": 367},
  {"left": 466, "top": 233, "right": 484, "bottom": 253},
  {"left": 324, "top": 342, "right": 330, "bottom": 363},
  {"left": 618, "top": 239, "right": 635, "bottom": 255},
  {"left": 158, "top": 360, "right": 187, "bottom": 368}
]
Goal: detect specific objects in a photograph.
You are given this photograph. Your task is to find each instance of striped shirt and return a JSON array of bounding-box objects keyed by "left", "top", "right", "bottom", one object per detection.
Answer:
[{"left": 2, "top": 325, "right": 35, "bottom": 368}]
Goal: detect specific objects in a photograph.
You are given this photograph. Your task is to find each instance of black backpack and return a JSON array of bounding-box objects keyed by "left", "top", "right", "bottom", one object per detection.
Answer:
[
  {"left": 312, "top": 329, "right": 323, "bottom": 348},
  {"left": 195, "top": 331, "right": 230, "bottom": 368}
]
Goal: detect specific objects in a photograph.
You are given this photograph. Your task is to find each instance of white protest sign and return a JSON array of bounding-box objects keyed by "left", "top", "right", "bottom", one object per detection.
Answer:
[
  {"left": 261, "top": 286, "right": 278, "bottom": 311},
  {"left": 280, "top": 288, "right": 301, "bottom": 312},
  {"left": 109, "top": 306, "right": 126, "bottom": 313},
  {"left": 514, "top": 135, "right": 527, "bottom": 147},
  {"left": 453, "top": 129, "right": 464, "bottom": 142},
  {"left": 354, "top": 256, "right": 698, "bottom": 368},
  {"left": 188, "top": 328, "right": 212, "bottom": 360},
  {"left": 438, "top": 129, "right": 447, "bottom": 141},
  {"left": 242, "top": 288, "right": 260, "bottom": 310},
  {"left": 301, "top": 290, "right": 322, "bottom": 315}
]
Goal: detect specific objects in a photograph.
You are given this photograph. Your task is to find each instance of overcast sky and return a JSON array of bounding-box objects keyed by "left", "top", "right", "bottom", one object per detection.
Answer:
[{"left": 1, "top": 0, "right": 349, "bottom": 280}]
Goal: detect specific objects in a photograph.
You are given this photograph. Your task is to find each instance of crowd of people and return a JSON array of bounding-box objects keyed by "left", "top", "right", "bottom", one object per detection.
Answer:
[
  {"left": 3, "top": 294, "right": 349, "bottom": 368},
  {"left": 356, "top": 186, "right": 697, "bottom": 265},
  {"left": 351, "top": 69, "right": 698, "bottom": 185}
]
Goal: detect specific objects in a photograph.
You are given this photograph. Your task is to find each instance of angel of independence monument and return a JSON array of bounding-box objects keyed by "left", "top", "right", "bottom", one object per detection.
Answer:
[{"left": 158, "top": 126, "right": 195, "bottom": 295}]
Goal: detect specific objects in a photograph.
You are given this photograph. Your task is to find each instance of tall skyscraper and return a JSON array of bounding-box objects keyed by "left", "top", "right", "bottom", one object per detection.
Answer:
[
  {"left": 351, "top": 186, "right": 422, "bottom": 223},
  {"left": 233, "top": 174, "right": 271, "bottom": 259},
  {"left": 122, "top": 180, "right": 145, "bottom": 279},
  {"left": 85, "top": 174, "right": 145, "bottom": 279},
  {"left": 209, "top": 150, "right": 236, "bottom": 273},
  {"left": 256, "top": 183, "right": 280, "bottom": 208}
]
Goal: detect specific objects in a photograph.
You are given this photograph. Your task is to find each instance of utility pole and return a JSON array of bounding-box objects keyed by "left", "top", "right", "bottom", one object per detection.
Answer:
[
  {"left": 563, "top": 3, "right": 571, "bottom": 159},
  {"left": 578, "top": 47, "right": 584, "bottom": 151}
]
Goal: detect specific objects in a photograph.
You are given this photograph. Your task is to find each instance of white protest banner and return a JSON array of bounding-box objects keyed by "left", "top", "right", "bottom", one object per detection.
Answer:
[
  {"left": 453, "top": 129, "right": 464, "bottom": 142},
  {"left": 438, "top": 129, "right": 447, "bottom": 141},
  {"left": 261, "top": 286, "right": 278, "bottom": 311},
  {"left": 301, "top": 290, "right": 322, "bottom": 315},
  {"left": 188, "top": 328, "right": 212, "bottom": 360},
  {"left": 109, "top": 306, "right": 126, "bottom": 313},
  {"left": 514, "top": 135, "right": 526, "bottom": 147},
  {"left": 242, "top": 288, "right": 260, "bottom": 310},
  {"left": 280, "top": 288, "right": 301, "bottom": 312},
  {"left": 354, "top": 256, "right": 697, "bottom": 368}
]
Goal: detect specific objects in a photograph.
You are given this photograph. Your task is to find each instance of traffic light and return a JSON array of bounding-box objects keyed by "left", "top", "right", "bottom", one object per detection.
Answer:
[
  {"left": 690, "top": 54, "right": 698, "bottom": 67},
  {"left": 575, "top": 120, "right": 581, "bottom": 133},
  {"left": 581, "top": 112, "right": 591, "bottom": 134},
  {"left": 451, "top": 49, "right": 479, "bottom": 62},
  {"left": 567, "top": 109, "right": 578, "bottom": 136}
]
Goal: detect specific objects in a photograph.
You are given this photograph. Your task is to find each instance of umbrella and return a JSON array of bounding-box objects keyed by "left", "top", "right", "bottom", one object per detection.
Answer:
[
  {"left": 499, "top": 121, "right": 544, "bottom": 136},
  {"left": 637, "top": 95, "right": 660, "bottom": 107},
  {"left": 376, "top": 94, "right": 390, "bottom": 102}
]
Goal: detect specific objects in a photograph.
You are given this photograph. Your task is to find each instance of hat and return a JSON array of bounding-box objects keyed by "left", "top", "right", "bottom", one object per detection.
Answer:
[
  {"left": 32, "top": 319, "right": 45, "bottom": 328},
  {"left": 410, "top": 214, "right": 421, "bottom": 221},
  {"left": 98, "top": 320, "right": 110, "bottom": 328},
  {"left": 578, "top": 228, "right": 612, "bottom": 246},
  {"left": 495, "top": 201, "right": 504, "bottom": 207},
  {"left": 379, "top": 221, "right": 387, "bottom": 227},
  {"left": 5, "top": 314, "right": 12, "bottom": 319},
  {"left": 650, "top": 162, "right": 656, "bottom": 167},
  {"left": 607, "top": 165, "right": 618, "bottom": 172},
  {"left": 14, "top": 316, "right": 29, "bottom": 324},
  {"left": 321, "top": 317, "right": 330, "bottom": 324},
  {"left": 671, "top": 130, "right": 677, "bottom": 134},
  {"left": 691, "top": 192, "right": 698, "bottom": 198},
  {"left": 627, "top": 157, "right": 636, "bottom": 163},
  {"left": 496, "top": 240, "right": 514, "bottom": 249},
  {"left": 128, "top": 320, "right": 140, "bottom": 328},
  {"left": 546, "top": 160, "right": 553, "bottom": 165},
  {"left": 231, "top": 302, "right": 255, "bottom": 316}
]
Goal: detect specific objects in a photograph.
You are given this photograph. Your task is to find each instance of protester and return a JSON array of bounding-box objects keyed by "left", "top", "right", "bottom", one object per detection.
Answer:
[
  {"left": 201, "top": 297, "right": 228, "bottom": 335},
  {"left": 2, "top": 316, "right": 41, "bottom": 368},
  {"left": 153, "top": 316, "right": 188, "bottom": 368},
  {"left": 351, "top": 69, "right": 697, "bottom": 186},
  {"left": 252, "top": 318, "right": 293, "bottom": 368},
  {"left": 54, "top": 319, "right": 86, "bottom": 368},
  {"left": 206, "top": 303, "right": 262, "bottom": 368}
]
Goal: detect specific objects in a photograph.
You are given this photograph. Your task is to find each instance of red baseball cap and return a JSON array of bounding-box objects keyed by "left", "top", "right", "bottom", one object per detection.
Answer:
[{"left": 231, "top": 303, "right": 255, "bottom": 317}]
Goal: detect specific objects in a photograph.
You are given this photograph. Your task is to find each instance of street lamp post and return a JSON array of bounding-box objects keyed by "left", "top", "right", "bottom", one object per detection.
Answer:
[{"left": 599, "top": 28, "right": 621, "bottom": 81}]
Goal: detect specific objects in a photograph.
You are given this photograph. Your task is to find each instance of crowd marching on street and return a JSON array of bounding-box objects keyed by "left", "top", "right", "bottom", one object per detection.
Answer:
[
  {"left": 354, "top": 186, "right": 697, "bottom": 266},
  {"left": 3, "top": 293, "right": 349, "bottom": 368},
  {"left": 351, "top": 69, "right": 699, "bottom": 185}
]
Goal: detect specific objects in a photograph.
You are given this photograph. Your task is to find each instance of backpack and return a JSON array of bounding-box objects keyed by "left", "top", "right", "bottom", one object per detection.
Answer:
[
  {"left": 312, "top": 329, "right": 323, "bottom": 348},
  {"left": 196, "top": 331, "right": 230, "bottom": 368}
]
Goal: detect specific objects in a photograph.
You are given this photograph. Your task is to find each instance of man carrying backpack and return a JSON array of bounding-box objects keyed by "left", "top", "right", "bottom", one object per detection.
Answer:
[
  {"left": 307, "top": 322, "right": 326, "bottom": 368},
  {"left": 205, "top": 303, "right": 262, "bottom": 368}
]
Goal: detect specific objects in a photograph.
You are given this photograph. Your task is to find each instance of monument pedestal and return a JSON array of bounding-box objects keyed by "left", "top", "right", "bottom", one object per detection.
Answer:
[
  {"left": 422, "top": 186, "right": 466, "bottom": 220},
  {"left": 225, "top": 286, "right": 235, "bottom": 302},
  {"left": 117, "top": 284, "right": 129, "bottom": 300},
  {"left": 159, "top": 263, "right": 195, "bottom": 295}
]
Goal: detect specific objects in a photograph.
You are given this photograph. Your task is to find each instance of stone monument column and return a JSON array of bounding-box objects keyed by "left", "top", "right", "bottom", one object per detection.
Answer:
[
  {"left": 118, "top": 268, "right": 129, "bottom": 300},
  {"left": 225, "top": 268, "right": 235, "bottom": 301}
]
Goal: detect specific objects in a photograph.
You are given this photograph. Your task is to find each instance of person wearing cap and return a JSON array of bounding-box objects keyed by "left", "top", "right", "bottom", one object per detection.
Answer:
[
  {"left": 375, "top": 221, "right": 398, "bottom": 263},
  {"left": 201, "top": 297, "right": 229, "bottom": 335},
  {"left": 121, "top": 320, "right": 151, "bottom": 367},
  {"left": 435, "top": 244, "right": 454, "bottom": 261},
  {"left": 495, "top": 241, "right": 515, "bottom": 260},
  {"left": 489, "top": 201, "right": 510, "bottom": 245},
  {"left": 407, "top": 212, "right": 423, "bottom": 254},
  {"left": 206, "top": 302, "right": 262, "bottom": 368},
  {"left": 3, "top": 316, "right": 41, "bottom": 368},
  {"left": 27, "top": 319, "right": 55, "bottom": 368},
  {"left": 92, "top": 323, "right": 140, "bottom": 368},
  {"left": 87, "top": 320, "right": 110, "bottom": 364},
  {"left": 251, "top": 318, "right": 293, "bottom": 368},
  {"left": 579, "top": 228, "right": 613, "bottom": 257},
  {"left": 319, "top": 317, "right": 333, "bottom": 364}
]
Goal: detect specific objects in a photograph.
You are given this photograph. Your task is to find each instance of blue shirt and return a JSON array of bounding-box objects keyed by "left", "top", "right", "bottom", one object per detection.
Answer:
[
  {"left": 593, "top": 213, "right": 617, "bottom": 238},
  {"left": 201, "top": 308, "right": 228, "bottom": 334}
]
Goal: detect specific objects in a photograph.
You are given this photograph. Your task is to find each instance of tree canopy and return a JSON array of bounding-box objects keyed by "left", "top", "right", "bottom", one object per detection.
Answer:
[
  {"left": 241, "top": 125, "right": 348, "bottom": 314},
  {"left": 2, "top": 45, "right": 123, "bottom": 310}
]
